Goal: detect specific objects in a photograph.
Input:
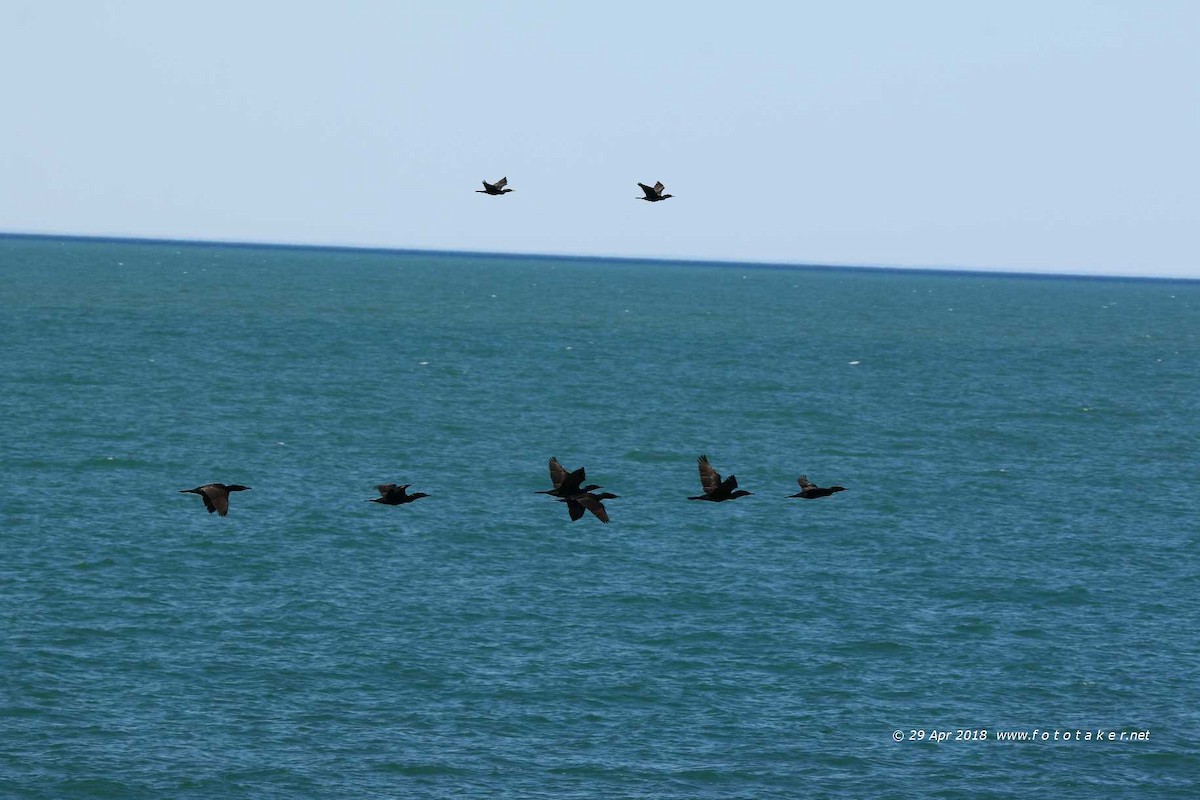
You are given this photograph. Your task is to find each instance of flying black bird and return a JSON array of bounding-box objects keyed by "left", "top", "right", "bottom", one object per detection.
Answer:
[
  {"left": 637, "top": 181, "right": 673, "bottom": 202},
  {"left": 370, "top": 484, "right": 430, "bottom": 505},
  {"left": 788, "top": 475, "right": 847, "bottom": 500},
  {"left": 536, "top": 457, "right": 599, "bottom": 499},
  {"left": 477, "top": 177, "right": 513, "bottom": 195},
  {"left": 687, "top": 455, "right": 752, "bottom": 502},
  {"left": 559, "top": 490, "right": 621, "bottom": 523},
  {"left": 179, "top": 483, "right": 251, "bottom": 516}
]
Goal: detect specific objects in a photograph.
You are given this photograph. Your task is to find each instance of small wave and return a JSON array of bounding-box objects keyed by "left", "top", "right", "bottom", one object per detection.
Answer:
[
  {"left": 374, "top": 762, "right": 472, "bottom": 776},
  {"left": 77, "top": 456, "right": 160, "bottom": 469},
  {"left": 53, "top": 778, "right": 135, "bottom": 795},
  {"left": 622, "top": 449, "right": 686, "bottom": 463},
  {"left": 71, "top": 558, "right": 117, "bottom": 571},
  {"left": 835, "top": 639, "right": 914, "bottom": 655},
  {"left": 1037, "top": 585, "right": 1093, "bottom": 607}
]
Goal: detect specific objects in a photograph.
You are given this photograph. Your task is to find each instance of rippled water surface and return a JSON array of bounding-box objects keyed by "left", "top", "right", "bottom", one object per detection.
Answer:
[{"left": 2, "top": 237, "right": 1198, "bottom": 798}]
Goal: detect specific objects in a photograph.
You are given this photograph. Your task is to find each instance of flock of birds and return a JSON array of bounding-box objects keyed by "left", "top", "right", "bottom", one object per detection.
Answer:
[
  {"left": 179, "top": 456, "right": 847, "bottom": 522},
  {"left": 477, "top": 177, "right": 674, "bottom": 202},
  {"left": 180, "top": 177, "right": 847, "bottom": 523}
]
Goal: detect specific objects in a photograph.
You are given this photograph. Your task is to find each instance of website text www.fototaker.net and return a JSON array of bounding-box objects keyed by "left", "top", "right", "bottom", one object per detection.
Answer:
[{"left": 892, "top": 728, "right": 1152, "bottom": 743}]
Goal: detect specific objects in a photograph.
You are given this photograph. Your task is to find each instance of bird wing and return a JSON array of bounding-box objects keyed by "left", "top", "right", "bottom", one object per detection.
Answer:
[
  {"left": 563, "top": 497, "right": 585, "bottom": 521},
  {"left": 576, "top": 493, "right": 610, "bottom": 523},
  {"left": 560, "top": 466, "right": 587, "bottom": 494},
  {"left": 376, "top": 483, "right": 398, "bottom": 495},
  {"left": 653, "top": 181, "right": 666, "bottom": 195},
  {"left": 698, "top": 455, "right": 722, "bottom": 495},
  {"left": 201, "top": 485, "right": 229, "bottom": 516},
  {"left": 796, "top": 475, "right": 817, "bottom": 490},
  {"left": 494, "top": 177, "right": 508, "bottom": 189},
  {"left": 638, "top": 183, "right": 658, "bottom": 199},
  {"left": 719, "top": 475, "right": 740, "bottom": 495},
  {"left": 548, "top": 458, "right": 568, "bottom": 489}
]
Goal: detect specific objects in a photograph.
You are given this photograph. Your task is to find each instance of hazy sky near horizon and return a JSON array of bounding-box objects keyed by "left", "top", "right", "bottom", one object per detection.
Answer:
[{"left": 2, "top": 1, "right": 1198, "bottom": 277}]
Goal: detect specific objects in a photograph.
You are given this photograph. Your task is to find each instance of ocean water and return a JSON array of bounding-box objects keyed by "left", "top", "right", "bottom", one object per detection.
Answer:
[{"left": 1, "top": 236, "right": 1198, "bottom": 798}]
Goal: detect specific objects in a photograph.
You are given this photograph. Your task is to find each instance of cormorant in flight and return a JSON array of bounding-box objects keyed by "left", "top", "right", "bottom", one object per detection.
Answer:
[
  {"left": 687, "top": 455, "right": 752, "bottom": 501},
  {"left": 536, "top": 457, "right": 599, "bottom": 498},
  {"left": 788, "top": 476, "right": 847, "bottom": 500},
  {"left": 179, "top": 483, "right": 251, "bottom": 516},
  {"left": 637, "top": 181, "right": 673, "bottom": 202},
  {"left": 370, "top": 484, "right": 430, "bottom": 505},
  {"left": 559, "top": 490, "right": 620, "bottom": 523},
  {"left": 477, "top": 177, "right": 513, "bottom": 195}
]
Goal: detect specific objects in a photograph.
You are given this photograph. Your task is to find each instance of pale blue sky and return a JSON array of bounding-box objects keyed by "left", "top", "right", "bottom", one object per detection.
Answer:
[{"left": 2, "top": 1, "right": 1197, "bottom": 277}]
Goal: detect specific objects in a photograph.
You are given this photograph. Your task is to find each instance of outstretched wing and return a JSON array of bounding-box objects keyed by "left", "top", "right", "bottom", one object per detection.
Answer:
[
  {"left": 548, "top": 458, "right": 568, "bottom": 489},
  {"left": 638, "top": 182, "right": 658, "bottom": 199},
  {"left": 796, "top": 475, "right": 817, "bottom": 490},
  {"left": 698, "top": 455, "right": 722, "bottom": 495},
  {"left": 653, "top": 181, "right": 666, "bottom": 195},
  {"left": 376, "top": 483, "right": 398, "bottom": 496},
  {"left": 576, "top": 493, "right": 611, "bottom": 523},
  {"left": 201, "top": 485, "right": 229, "bottom": 516},
  {"left": 494, "top": 177, "right": 508, "bottom": 189},
  {"left": 718, "top": 475, "right": 739, "bottom": 495},
  {"left": 562, "top": 497, "right": 585, "bottom": 521}
]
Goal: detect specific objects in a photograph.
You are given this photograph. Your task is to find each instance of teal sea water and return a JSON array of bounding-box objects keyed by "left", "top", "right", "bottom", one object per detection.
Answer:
[{"left": 1, "top": 236, "right": 1198, "bottom": 798}]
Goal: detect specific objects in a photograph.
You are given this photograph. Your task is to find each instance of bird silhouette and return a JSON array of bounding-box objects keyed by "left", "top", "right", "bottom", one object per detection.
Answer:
[
  {"left": 370, "top": 483, "right": 430, "bottom": 505},
  {"left": 179, "top": 483, "right": 251, "bottom": 516},
  {"left": 687, "top": 455, "right": 752, "bottom": 501},
  {"left": 788, "top": 475, "right": 847, "bottom": 499},
  {"left": 637, "top": 181, "right": 673, "bottom": 202},
  {"left": 536, "top": 457, "right": 600, "bottom": 498},
  {"left": 559, "top": 490, "right": 620, "bottom": 523},
  {"left": 477, "top": 177, "right": 513, "bottom": 195}
]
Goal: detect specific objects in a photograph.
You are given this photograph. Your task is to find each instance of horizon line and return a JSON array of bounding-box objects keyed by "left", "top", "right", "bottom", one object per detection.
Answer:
[{"left": 1, "top": 230, "right": 1196, "bottom": 284}]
